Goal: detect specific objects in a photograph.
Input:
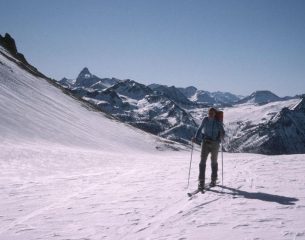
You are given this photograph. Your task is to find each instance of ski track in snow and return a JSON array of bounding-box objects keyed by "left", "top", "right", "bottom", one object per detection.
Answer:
[{"left": 1, "top": 146, "right": 305, "bottom": 240}]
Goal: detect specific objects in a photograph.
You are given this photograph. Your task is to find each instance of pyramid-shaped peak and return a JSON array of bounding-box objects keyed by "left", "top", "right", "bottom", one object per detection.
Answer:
[
  {"left": 81, "top": 67, "right": 90, "bottom": 74},
  {"left": 80, "top": 67, "right": 91, "bottom": 75},
  {"left": 77, "top": 67, "right": 92, "bottom": 79}
]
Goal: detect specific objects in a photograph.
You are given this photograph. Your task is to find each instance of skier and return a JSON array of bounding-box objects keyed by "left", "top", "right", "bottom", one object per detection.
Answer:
[{"left": 192, "top": 107, "right": 225, "bottom": 191}]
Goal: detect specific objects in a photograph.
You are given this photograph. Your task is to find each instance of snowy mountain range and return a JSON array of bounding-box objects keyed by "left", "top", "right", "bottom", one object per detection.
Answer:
[
  {"left": 178, "top": 86, "right": 242, "bottom": 106},
  {"left": 1, "top": 33, "right": 305, "bottom": 240},
  {"left": 58, "top": 66, "right": 304, "bottom": 154},
  {"left": 58, "top": 68, "right": 200, "bottom": 144},
  {"left": 1, "top": 33, "right": 304, "bottom": 154},
  {"left": 59, "top": 67, "right": 120, "bottom": 90}
]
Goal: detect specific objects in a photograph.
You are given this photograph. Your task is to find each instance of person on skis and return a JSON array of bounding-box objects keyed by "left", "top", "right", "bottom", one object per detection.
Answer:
[{"left": 192, "top": 107, "right": 225, "bottom": 191}]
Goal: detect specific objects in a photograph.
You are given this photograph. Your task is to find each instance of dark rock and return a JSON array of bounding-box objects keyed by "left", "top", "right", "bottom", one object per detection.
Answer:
[{"left": 0, "top": 33, "right": 29, "bottom": 65}]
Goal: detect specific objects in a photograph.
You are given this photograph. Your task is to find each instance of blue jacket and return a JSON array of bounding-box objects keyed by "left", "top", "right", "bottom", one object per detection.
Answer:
[{"left": 195, "top": 117, "right": 225, "bottom": 142}]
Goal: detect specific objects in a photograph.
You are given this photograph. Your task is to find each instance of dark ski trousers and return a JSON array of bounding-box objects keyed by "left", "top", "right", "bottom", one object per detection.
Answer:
[{"left": 199, "top": 139, "right": 220, "bottom": 184}]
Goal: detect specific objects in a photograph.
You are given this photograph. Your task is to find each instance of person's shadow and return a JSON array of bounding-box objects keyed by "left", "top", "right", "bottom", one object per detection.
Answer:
[{"left": 208, "top": 185, "right": 299, "bottom": 205}]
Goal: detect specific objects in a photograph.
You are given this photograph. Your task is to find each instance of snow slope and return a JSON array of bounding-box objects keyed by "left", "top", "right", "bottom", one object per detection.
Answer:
[
  {"left": 1, "top": 45, "right": 305, "bottom": 240},
  {"left": 225, "top": 99, "right": 301, "bottom": 125},
  {"left": 0, "top": 46, "right": 162, "bottom": 152},
  {"left": 1, "top": 145, "right": 305, "bottom": 240},
  {"left": 223, "top": 99, "right": 305, "bottom": 154}
]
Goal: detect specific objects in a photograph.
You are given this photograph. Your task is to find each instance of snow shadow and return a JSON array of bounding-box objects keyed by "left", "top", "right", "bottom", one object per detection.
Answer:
[{"left": 209, "top": 185, "right": 299, "bottom": 205}]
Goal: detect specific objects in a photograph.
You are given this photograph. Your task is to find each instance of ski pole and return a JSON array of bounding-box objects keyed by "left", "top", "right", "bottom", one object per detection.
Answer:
[
  {"left": 221, "top": 142, "right": 224, "bottom": 186},
  {"left": 187, "top": 141, "right": 194, "bottom": 189}
]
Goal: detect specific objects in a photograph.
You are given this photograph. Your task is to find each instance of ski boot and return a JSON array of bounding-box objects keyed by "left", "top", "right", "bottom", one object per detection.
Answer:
[
  {"left": 198, "top": 181, "right": 205, "bottom": 192},
  {"left": 209, "top": 179, "right": 217, "bottom": 187}
]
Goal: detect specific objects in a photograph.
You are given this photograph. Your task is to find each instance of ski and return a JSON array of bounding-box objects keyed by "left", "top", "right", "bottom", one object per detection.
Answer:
[
  {"left": 187, "top": 189, "right": 203, "bottom": 197},
  {"left": 187, "top": 182, "right": 219, "bottom": 198}
]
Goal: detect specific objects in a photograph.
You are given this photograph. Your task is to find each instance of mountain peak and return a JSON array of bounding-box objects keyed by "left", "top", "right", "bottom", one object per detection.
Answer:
[
  {"left": 238, "top": 90, "right": 281, "bottom": 105},
  {"left": 77, "top": 67, "right": 92, "bottom": 79},
  {"left": 73, "top": 67, "right": 100, "bottom": 87},
  {"left": 178, "top": 86, "right": 198, "bottom": 99},
  {"left": 251, "top": 90, "right": 277, "bottom": 96}
]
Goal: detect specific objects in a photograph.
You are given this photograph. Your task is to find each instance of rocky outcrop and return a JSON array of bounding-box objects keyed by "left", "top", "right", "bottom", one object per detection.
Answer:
[
  {"left": 0, "top": 33, "right": 29, "bottom": 65},
  {"left": 0, "top": 33, "right": 45, "bottom": 78}
]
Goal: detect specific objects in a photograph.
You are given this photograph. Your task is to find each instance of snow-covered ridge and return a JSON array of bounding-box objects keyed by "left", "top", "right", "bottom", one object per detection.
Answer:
[
  {"left": 177, "top": 85, "right": 245, "bottom": 106},
  {"left": 0, "top": 44, "right": 178, "bottom": 153},
  {"left": 225, "top": 99, "right": 300, "bottom": 125},
  {"left": 237, "top": 90, "right": 281, "bottom": 105},
  {"left": 224, "top": 98, "right": 305, "bottom": 154}
]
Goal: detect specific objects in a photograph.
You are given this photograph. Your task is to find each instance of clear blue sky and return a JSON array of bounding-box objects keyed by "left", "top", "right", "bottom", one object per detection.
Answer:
[{"left": 1, "top": 0, "right": 305, "bottom": 96}]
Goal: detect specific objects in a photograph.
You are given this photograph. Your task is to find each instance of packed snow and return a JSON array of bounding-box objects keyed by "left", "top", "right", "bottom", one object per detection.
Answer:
[{"left": 1, "top": 46, "right": 305, "bottom": 240}]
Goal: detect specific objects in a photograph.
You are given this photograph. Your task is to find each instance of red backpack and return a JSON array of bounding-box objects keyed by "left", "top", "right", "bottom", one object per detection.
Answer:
[{"left": 215, "top": 110, "right": 224, "bottom": 122}]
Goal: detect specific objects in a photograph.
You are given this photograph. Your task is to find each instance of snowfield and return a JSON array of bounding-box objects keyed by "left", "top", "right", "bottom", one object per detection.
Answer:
[
  {"left": 1, "top": 145, "right": 305, "bottom": 240},
  {"left": 224, "top": 100, "right": 301, "bottom": 126},
  {"left": 1, "top": 47, "right": 305, "bottom": 240}
]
